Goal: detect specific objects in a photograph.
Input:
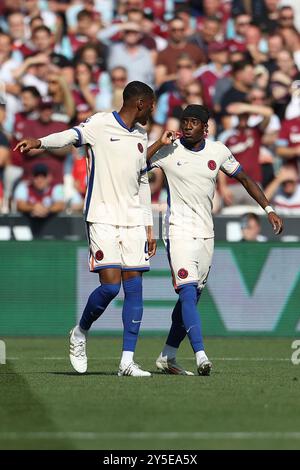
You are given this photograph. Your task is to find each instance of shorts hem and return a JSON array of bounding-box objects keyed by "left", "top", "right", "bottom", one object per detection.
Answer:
[
  {"left": 121, "top": 266, "right": 150, "bottom": 272},
  {"left": 176, "top": 281, "right": 199, "bottom": 289},
  {"left": 91, "top": 264, "right": 122, "bottom": 272}
]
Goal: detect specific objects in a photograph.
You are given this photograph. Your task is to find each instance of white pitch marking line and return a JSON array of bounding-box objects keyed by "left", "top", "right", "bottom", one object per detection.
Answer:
[
  {"left": 1, "top": 432, "right": 300, "bottom": 441},
  {"left": 5, "top": 357, "right": 291, "bottom": 361}
]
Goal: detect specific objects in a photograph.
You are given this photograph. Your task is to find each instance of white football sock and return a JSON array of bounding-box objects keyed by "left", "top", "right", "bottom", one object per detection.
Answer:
[
  {"left": 73, "top": 325, "right": 87, "bottom": 340},
  {"left": 195, "top": 350, "right": 208, "bottom": 366},
  {"left": 161, "top": 344, "right": 178, "bottom": 360},
  {"left": 121, "top": 351, "right": 134, "bottom": 366}
]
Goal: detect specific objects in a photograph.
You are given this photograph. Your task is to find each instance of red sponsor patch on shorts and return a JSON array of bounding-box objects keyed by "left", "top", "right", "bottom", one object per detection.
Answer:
[
  {"left": 208, "top": 160, "right": 216, "bottom": 170},
  {"left": 137, "top": 143, "right": 144, "bottom": 153},
  {"left": 178, "top": 268, "right": 188, "bottom": 279},
  {"left": 95, "top": 250, "right": 104, "bottom": 261}
]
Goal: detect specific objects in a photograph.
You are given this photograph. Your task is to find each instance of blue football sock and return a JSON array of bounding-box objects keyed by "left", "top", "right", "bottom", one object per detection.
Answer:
[
  {"left": 178, "top": 284, "right": 204, "bottom": 353},
  {"left": 166, "top": 289, "right": 202, "bottom": 349},
  {"left": 122, "top": 276, "right": 143, "bottom": 353},
  {"left": 79, "top": 282, "right": 121, "bottom": 330}
]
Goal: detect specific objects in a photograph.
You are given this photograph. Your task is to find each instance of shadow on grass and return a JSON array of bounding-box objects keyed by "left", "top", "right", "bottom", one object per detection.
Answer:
[{"left": 49, "top": 371, "right": 117, "bottom": 376}]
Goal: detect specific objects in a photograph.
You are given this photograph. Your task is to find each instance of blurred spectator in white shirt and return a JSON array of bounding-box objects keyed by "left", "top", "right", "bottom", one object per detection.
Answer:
[{"left": 265, "top": 164, "right": 300, "bottom": 214}]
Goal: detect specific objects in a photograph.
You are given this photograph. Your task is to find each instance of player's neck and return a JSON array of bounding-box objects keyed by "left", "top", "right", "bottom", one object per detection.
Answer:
[
  {"left": 180, "top": 137, "right": 206, "bottom": 152},
  {"left": 115, "top": 109, "right": 135, "bottom": 130}
]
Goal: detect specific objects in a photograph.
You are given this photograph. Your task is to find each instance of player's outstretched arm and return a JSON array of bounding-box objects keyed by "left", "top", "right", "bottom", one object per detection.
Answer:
[
  {"left": 13, "top": 139, "right": 41, "bottom": 153},
  {"left": 234, "top": 170, "right": 283, "bottom": 235},
  {"left": 13, "top": 129, "right": 80, "bottom": 153},
  {"left": 146, "top": 130, "right": 179, "bottom": 161}
]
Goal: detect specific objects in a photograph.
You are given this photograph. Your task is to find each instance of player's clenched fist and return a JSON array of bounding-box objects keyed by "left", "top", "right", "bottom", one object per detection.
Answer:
[
  {"left": 159, "top": 130, "right": 181, "bottom": 146},
  {"left": 13, "top": 139, "right": 41, "bottom": 153}
]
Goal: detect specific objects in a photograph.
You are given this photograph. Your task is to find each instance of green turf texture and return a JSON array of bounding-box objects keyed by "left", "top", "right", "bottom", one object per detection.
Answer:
[{"left": 0, "top": 337, "right": 300, "bottom": 450}]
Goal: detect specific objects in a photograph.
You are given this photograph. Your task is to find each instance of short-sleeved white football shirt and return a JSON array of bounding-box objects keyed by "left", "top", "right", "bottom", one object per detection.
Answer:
[
  {"left": 73, "top": 111, "right": 149, "bottom": 226},
  {"left": 149, "top": 139, "right": 242, "bottom": 238}
]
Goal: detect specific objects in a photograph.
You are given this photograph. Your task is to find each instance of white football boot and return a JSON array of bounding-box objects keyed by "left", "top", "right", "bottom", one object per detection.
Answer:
[
  {"left": 118, "top": 362, "right": 151, "bottom": 377},
  {"left": 69, "top": 326, "right": 87, "bottom": 374},
  {"left": 197, "top": 359, "right": 212, "bottom": 376},
  {"left": 156, "top": 355, "right": 194, "bottom": 375}
]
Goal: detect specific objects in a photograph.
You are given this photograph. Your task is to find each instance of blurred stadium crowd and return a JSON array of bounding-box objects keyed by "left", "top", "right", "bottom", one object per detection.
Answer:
[{"left": 0, "top": 0, "right": 300, "bottom": 219}]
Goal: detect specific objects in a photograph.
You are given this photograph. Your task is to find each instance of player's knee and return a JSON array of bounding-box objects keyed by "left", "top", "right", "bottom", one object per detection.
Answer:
[
  {"left": 123, "top": 275, "right": 143, "bottom": 295},
  {"left": 178, "top": 284, "right": 198, "bottom": 304},
  {"left": 101, "top": 282, "right": 121, "bottom": 299}
]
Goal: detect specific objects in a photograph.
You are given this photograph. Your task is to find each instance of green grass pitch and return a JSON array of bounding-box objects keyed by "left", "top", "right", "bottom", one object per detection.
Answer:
[{"left": 0, "top": 337, "right": 300, "bottom": 450}]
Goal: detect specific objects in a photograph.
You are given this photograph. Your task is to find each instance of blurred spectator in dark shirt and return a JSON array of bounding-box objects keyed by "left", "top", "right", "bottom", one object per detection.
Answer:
[
  {"left": 14, "top": 162, "right": 65, "bottom": 218},
  {"left": 244, "top": 24, "right": 268, "bottom": 64},
  {"left": 220, "top": 59, "right": 255, "bottom": 128},
  {"left": 213, "top": 49, "right": 247, "bottom": 115},
  {"left": 263, "top": 33, "right": 284, "bottom": 74},
  {"left": 255, "top": 0, "right": 280, "bottom": 34}
]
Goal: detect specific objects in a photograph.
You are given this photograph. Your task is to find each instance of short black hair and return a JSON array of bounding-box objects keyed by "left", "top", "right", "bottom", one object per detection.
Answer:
[
  {"left": 32, "top": 163, "right": 49, "bottom": 177},
  {"left": 181, "top": 104, "right": 209, "bottom": 123},
  {"left": 232, "top": 59, "right": 253, "bottom": 74},
  {"left": 123, "top": 81, "right": 154, "bottom": 103},
  {"left": 21, "top": 86, "right": 41, "bottom": 99}
]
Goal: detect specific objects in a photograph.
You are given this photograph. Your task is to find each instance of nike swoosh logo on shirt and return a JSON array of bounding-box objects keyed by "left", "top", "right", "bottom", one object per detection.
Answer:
[
  {"left": 110, "top": 138, "right": 120, "bottom": 141},
  {"left": 177, "top": 161, "right": 189, "bottom": 166},
  {"left": 132, "top": 320, "right": 142, "bottom": 324}
]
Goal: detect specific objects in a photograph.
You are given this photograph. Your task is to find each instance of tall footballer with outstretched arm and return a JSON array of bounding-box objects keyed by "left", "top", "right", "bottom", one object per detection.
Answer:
[
  {"left": 147, "top": 105, "right": 283, "bottom": 375},
  {"left": 14, "top": 81, "right": 157, "bottom": 377}
]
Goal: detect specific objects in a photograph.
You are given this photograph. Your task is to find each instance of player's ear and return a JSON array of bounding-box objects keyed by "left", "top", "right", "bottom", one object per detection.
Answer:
[
  {"left": 137, "top": 98, "right": 143, "bottom": 111},
  {"left": 204, "top": 122, "right": 208, "bottom": 137}
]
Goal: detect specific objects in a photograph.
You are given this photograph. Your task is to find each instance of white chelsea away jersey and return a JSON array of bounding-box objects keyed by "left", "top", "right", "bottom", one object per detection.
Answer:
[
  {"left": 149, "top": 139, "right": 241, "bottom": 238},
  {"left": 74, "top": 111, "right": 149, "bottom": 226}
]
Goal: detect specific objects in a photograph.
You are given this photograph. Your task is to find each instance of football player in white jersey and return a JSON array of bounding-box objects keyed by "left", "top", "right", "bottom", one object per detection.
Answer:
[
  {"left": 14, "top": 81, "right": 156, "bottom": 377},
  {"left": 147, "top": 104, "right": 283, "bottom": 376}
]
